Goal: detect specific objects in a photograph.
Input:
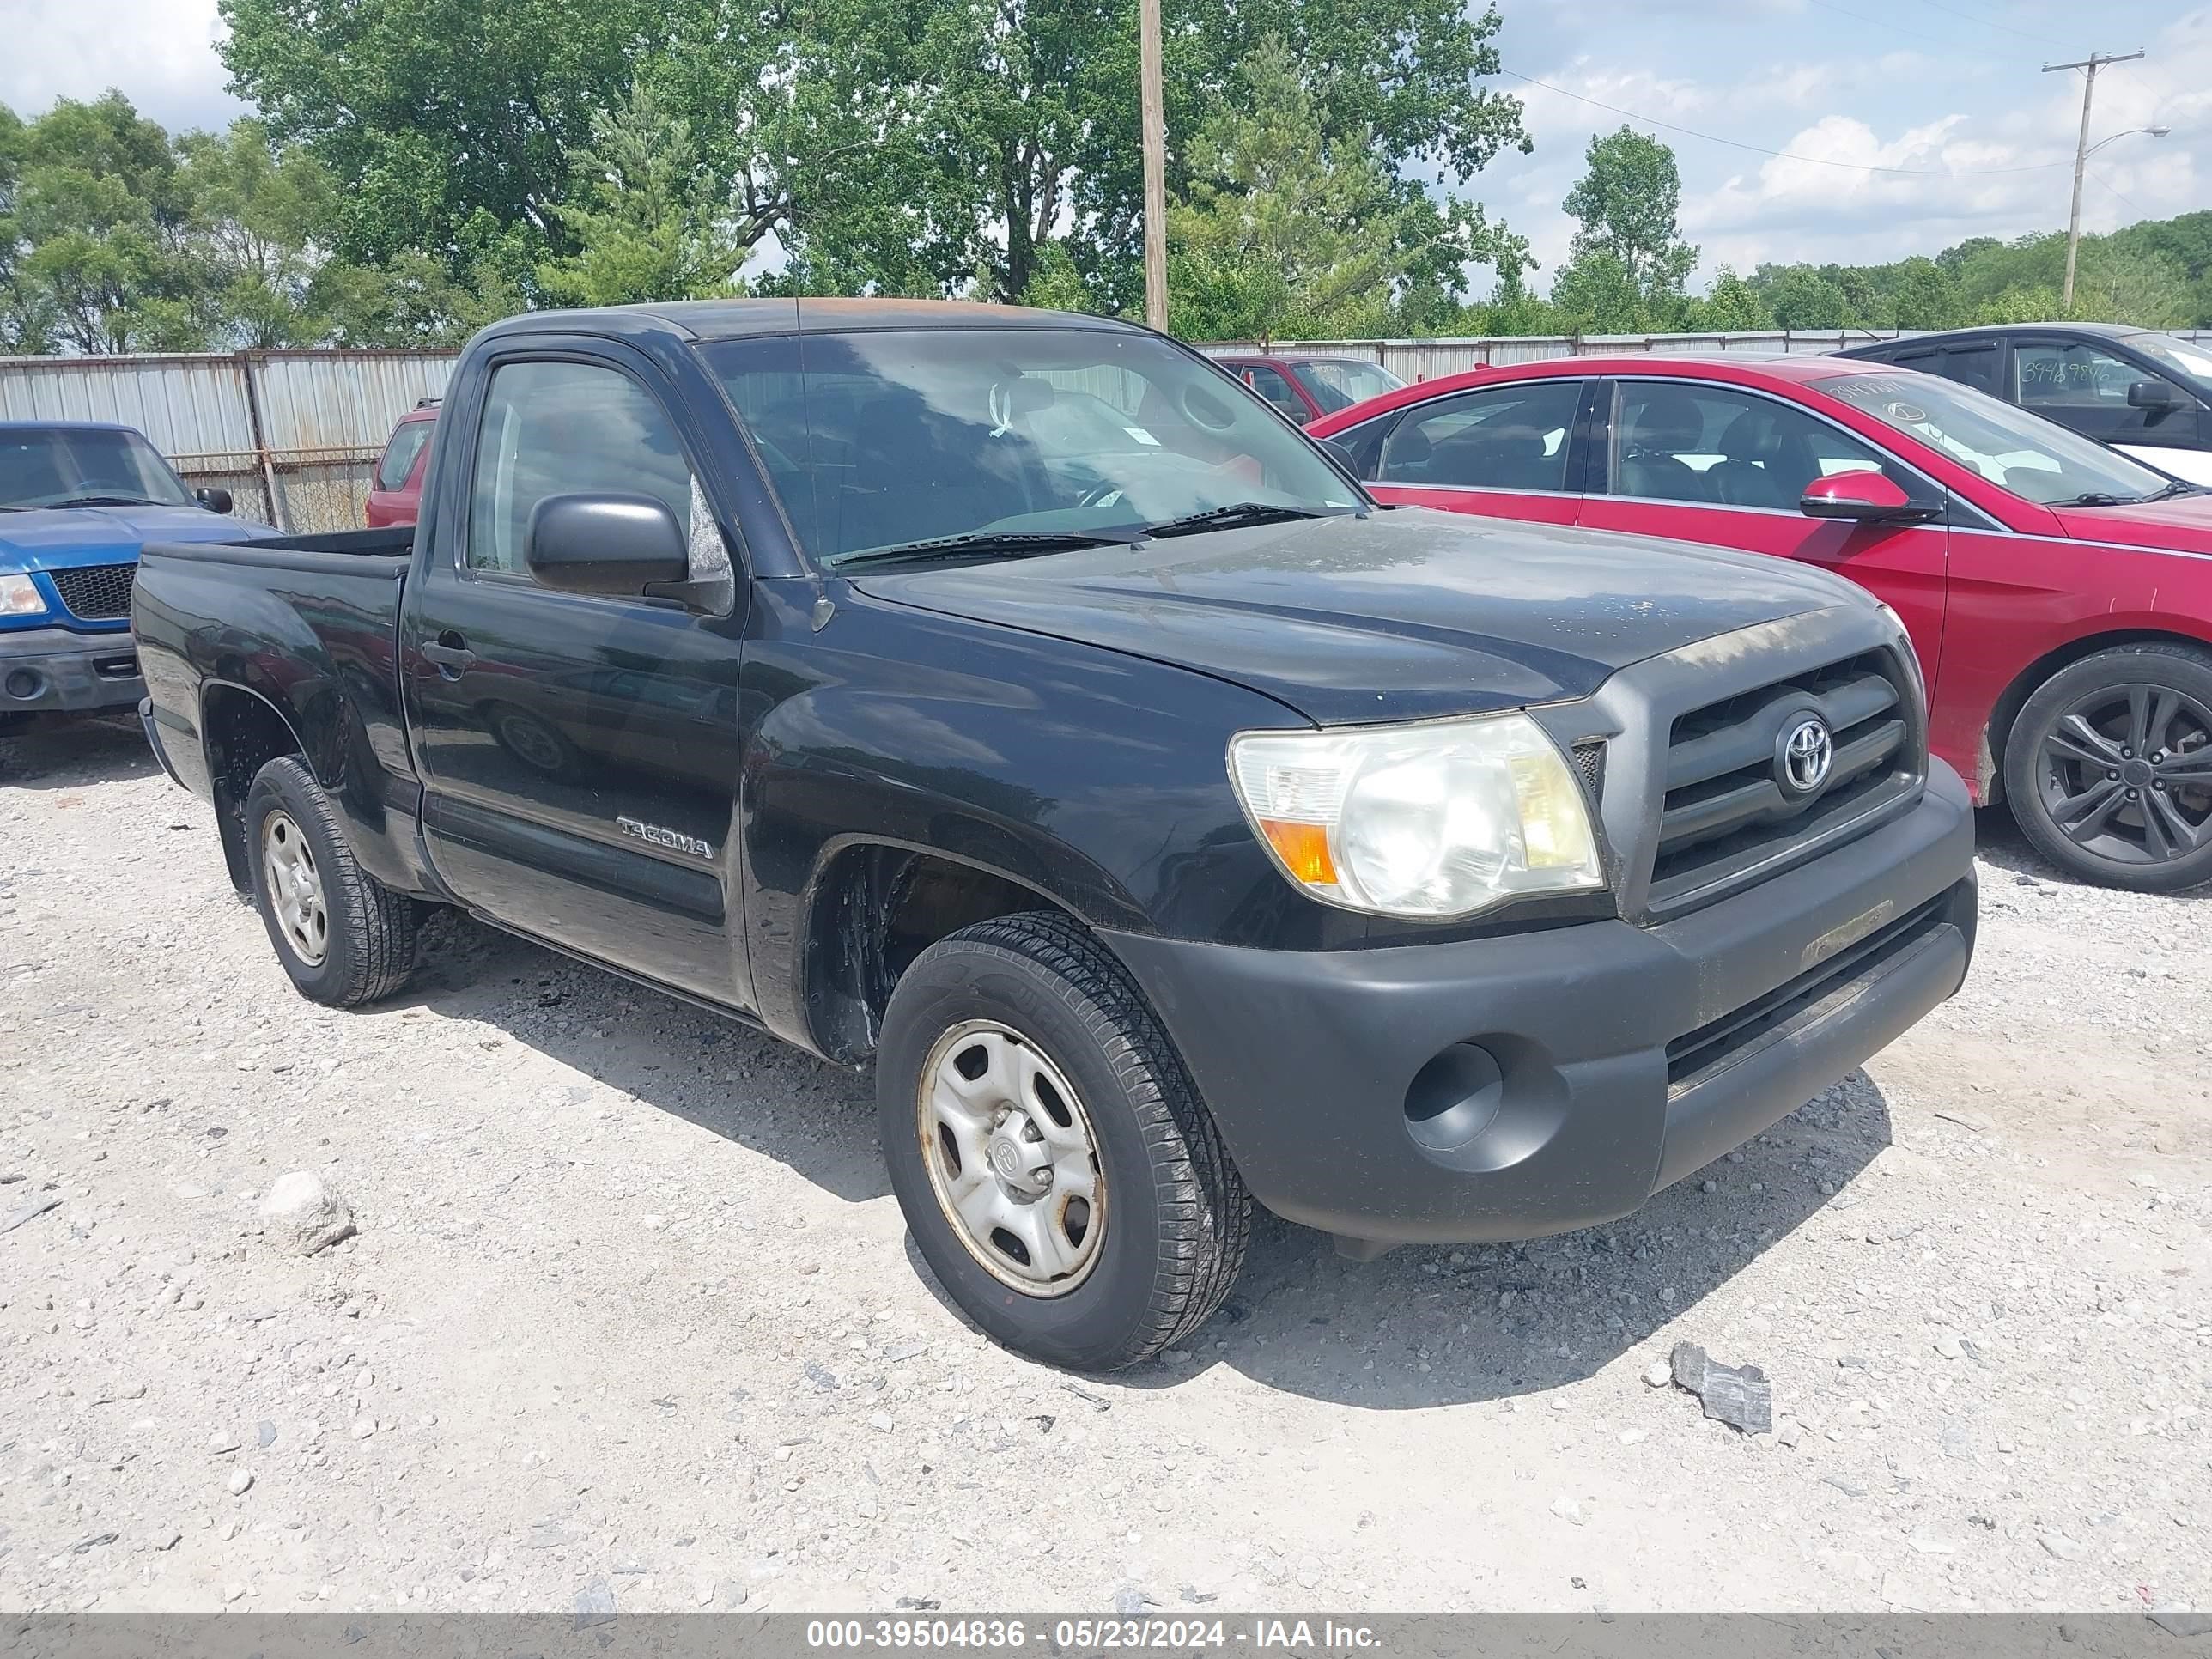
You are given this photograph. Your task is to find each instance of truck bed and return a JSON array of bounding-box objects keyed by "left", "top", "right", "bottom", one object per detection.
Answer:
[{"left": 138, "top": 524, "right": 415, "bottom": 573}]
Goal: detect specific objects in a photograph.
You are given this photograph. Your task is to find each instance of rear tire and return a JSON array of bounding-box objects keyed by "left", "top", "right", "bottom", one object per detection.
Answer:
[
  {"left": 244, "top": 756, "right": 421, "bottom": 1006},
  {"left": 876, "top": 911, "right": 1249, "bottom": 1372},
  {"left": 2004, "top": 642, "right": 2212, "bottom": 892}
]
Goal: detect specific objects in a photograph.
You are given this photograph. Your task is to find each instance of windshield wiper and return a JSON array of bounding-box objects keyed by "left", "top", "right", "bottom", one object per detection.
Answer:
[
  {"left": 2065, "top": 492, "right": 2127, "bottom": 507},
  {"left": 1143, "top": 501, "right": 1337, "bottom": 537},
  {"left": 49, "top": 495, "right": 167, "bottom": 508},
  {"left": 2142, "top": 478, "right": 2202, "bottom": 502},
  {"left": 827, "top": 526, "right": 1149, "bottom": 572}
]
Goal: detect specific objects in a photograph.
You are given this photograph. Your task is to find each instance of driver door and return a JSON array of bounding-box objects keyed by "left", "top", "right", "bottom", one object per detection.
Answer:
[{"left": 403, "top": 343, "right": 754, "bottom": 1008}]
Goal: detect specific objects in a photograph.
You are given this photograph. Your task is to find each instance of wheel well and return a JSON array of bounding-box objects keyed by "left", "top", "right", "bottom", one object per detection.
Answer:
[
  {"left": 804, "top": 844, "right": 1080, "bottom": 1063},
  {"left": 1981, "top": 629, "right": 2212, "bottom": 806},
  {"left": 202, "top": 685, "right": 306, "bottom": 893}
]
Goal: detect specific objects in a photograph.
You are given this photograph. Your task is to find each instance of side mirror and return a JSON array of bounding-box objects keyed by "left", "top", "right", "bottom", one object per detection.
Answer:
[
  {"left": 1800, "top": 471, "right": 1936, "bottom": 526},
  {"left": 526, "top": 493, "right": 689, "bottom": 598},
  {"left": 2128, "top": 379, "right": 2179, "bottom": 410},
  {"left": 197, "top": 486, "right": 234, "bottom": 515},
  {"left": 1318, "top": 437, "right": 1363, "bottom": 476}
]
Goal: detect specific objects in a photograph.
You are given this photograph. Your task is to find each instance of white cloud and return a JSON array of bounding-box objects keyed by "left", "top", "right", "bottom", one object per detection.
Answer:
[{"left": 0, "top": 0, "right": 242, "bottom": 131}]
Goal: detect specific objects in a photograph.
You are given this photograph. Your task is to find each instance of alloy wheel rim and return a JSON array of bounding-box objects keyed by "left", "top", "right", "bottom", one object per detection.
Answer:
[
  {"left": 2036, "top": 680, "right": 2212, "bottom": 866},
  {"left": 260, "top": 811, "right": 330, "bottom": 965},
  {"left": 915, "top": 1019, "right": 1106, "bottom": 1297}
]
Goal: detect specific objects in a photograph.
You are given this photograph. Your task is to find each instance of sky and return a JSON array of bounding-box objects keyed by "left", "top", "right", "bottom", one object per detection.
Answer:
[{"left": 0, "top": 0, "right": 2205, "bottom": 294}]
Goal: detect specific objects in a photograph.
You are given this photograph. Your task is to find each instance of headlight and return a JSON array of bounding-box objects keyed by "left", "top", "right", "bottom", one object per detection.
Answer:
[
  {"left": 1229, "top": 713, "right": 1605, "bottom": 918},
  {"left": 0, "top": 574, "right": 47, "bottom": 617}
]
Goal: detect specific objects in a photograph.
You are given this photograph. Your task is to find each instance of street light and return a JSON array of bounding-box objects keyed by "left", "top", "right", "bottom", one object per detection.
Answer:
[{"left": 2062, "top": 122, "right": 2169, "bottom": 310}]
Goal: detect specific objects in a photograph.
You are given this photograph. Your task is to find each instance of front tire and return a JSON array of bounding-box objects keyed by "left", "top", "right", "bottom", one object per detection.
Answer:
[
  {"left": 2005, "top": 644, "right": 2212, "bottom": 893},
  {"left": 244, "top": 756, "right": 421, "bottom": 1006},
  {"left": 876, "top": 912, "right": 1249, "bottom": 1371}
]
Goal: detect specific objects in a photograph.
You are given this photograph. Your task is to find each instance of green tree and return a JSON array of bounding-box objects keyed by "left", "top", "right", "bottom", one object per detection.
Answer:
[
  {"left": 9, "top": 92, "right": 203, "bottom": 351},
  {"left": 1559, "top": 126, "right": 1697, "bottom": 304},
  {"left": 176, "top": 118, "right": 341, "bottom": 347},
  {"left": 538, "top": 82, "right": 743, "bottom": 307},
  {"left": 1755, "top": 265, "right": 1850, "bottom": 330},
  {"left": 1548, "top": 248, "right": 1647, "bottom": 333},
  {"left": 1888, "top": 255, "right": 1956, "bottom": 330},
  {"left": 1164, "top": 38, "right": 1514, "bottom": 341},
  {"left": 218, "top": 0, "right": 663, "bottom": 270}
]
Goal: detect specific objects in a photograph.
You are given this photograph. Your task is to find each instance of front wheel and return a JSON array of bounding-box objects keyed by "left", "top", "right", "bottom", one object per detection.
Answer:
[
  {"left": 244, "top": 756, "right": 422, "bottom": 1006},
  {"left": 876, "top": 912, "right": 1249, "bottom": 1371},
  {"left": 2005, "top": 643, "right": 2212, "bottom": 891}
]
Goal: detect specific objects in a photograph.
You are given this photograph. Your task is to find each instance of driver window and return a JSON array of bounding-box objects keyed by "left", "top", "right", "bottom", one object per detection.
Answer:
[
  {"left": 1609, "top": 385, "right": 1890, "bottom": 510},
  {"left": 466, "top": 360, "right": 695, "bottom": 575}
]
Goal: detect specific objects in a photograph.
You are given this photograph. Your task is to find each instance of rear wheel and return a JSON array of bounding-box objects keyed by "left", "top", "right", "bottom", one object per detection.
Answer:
[
  {"left": 876, "top": 912, "right": 1249, "bottom": 1371},
  {"left": 244, "top": 757, "right": 421, "bottom": 1005},
  {"left": 2005, "top": 643, "right": 2212, "bottom": 892}
]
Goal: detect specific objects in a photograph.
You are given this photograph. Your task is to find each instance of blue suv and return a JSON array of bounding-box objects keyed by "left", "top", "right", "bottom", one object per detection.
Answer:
[{"left": 0, "top": 422, "right": 258, "bottom": 732}]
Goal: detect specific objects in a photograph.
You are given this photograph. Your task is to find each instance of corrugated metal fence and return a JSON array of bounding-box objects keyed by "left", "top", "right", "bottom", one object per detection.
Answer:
[
  {"left": 1202, "top": 328, "right": 2212, "bottom": 381},
  {"left": 0, "top": 349, "right": 459, "bottom": 532}
]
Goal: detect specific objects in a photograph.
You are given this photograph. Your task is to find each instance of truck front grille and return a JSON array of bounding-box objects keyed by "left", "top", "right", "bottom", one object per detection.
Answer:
[
  {"left": 50, "top": 563, "right": 137, "bottom": 621},
  {"left": 1649, "top": 650, "right": 1922, "bottom": 914}
]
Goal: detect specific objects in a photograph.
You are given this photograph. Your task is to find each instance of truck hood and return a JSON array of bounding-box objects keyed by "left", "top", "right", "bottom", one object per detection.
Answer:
[
  {"left": 0, "top": 503, "right": 262, "bottom": 574},
  {"left": 849, "top": 508, "right": 1866, "bottom": 725},
  {"left": 2047, "top": 492, "right": 2212, "bottom": 552}
]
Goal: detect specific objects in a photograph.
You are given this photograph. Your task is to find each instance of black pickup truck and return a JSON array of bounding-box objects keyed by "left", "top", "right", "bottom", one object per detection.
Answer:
[{"left": 133, "top": 300, "right": 1977, "bottom": 1370}]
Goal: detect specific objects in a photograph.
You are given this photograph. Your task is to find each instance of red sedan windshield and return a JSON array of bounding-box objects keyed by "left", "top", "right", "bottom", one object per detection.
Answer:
[{"left": 1814, "top": 368, "right": 2183, "bottom": 507}]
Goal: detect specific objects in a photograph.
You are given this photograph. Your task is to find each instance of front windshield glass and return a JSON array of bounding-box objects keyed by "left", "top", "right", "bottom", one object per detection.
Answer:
[
  {"left": 2128, "top": 332, "right": 2212, "bottom": 386},
  {"left": 0, "top": 427, "right": 197, "bottom": 510},
  {"left": 1814, "top": 368, "right": 2179, "bottom": 505},
  {"left": 703, "top": 328, "right": 1359, "bottom": 567},
  {"left": 1290, "top": 358, "right": 1405, "bottom": 414}
]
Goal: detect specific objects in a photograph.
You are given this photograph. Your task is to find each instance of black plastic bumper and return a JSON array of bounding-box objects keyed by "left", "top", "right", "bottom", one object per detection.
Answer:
[
  {"left": 1105, "top": 762, "right": 1976, "bottom": 1248},
  {"left": 0, "top": 626, "right": 143, "bottom": 716}
]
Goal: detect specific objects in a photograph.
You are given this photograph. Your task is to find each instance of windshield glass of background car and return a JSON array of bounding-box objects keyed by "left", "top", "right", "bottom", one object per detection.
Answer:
[
  {"left": 1291, "top": 359, "right": 1403, "bottom": 413},
  {"left": 2130, "top": 332, "right": 2212, "bottom": 387},
  {"left": 0, "top": 428, "right": 197, "bottom": 510},
  {"left": 1816, "top": 369, "right": 2174, "bottom": 505},
  {"left": 703, "top": 329, "right": 1358, "bottom": 565}
]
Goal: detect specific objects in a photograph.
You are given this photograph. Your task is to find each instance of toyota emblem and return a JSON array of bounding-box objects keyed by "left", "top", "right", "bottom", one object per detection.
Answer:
[{"left": 1779, "top": 716, "right": 1834, "bottom": 795}]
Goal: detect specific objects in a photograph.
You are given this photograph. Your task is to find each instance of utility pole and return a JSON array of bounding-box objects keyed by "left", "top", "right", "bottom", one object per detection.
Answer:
[
  {"left": 2044, "top": 49, "right": 2144, "bottom": 313},
  {"left": 1139, "top": 0, "right": 1169, "bottom": 331}
]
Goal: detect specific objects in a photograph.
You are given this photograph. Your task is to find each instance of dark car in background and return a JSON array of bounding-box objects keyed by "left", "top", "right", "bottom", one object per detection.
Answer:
[
  {"left": 365, "top": 400, "right": 440, "bottom": 527},
  {"left": 1838, "top": 324, "right": 2212, "bottom": 488},
  {"left": 1213, "top": 351, "right": 1405, "bottom": 425}
]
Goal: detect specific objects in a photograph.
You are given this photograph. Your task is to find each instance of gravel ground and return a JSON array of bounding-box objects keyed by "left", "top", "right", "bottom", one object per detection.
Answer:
[{"left": 2, "top": 715, "right": 2207, "bottom": 1616}]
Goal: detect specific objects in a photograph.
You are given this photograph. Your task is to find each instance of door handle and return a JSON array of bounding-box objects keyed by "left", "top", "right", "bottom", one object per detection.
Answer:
[{"left": 420, "top": 633, "right": 477, "bottom": 678}]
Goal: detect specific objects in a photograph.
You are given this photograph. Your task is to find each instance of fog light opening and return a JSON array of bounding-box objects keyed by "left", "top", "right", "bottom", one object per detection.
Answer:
[
  {"left": 1404, "top": 1042, "right": 1506, "bottom": 1152},
  {"left": 4, "top": 669, "right": 45, "bottom": 702}
]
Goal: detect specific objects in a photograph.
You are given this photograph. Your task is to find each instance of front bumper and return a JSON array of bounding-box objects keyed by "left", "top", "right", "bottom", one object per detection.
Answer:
[
  {"left": 1106, "top": 761, "right": 1976, "bottom": 1248},
  {"left": 0, "top": 626, "right": 143, "bottom": 716}
]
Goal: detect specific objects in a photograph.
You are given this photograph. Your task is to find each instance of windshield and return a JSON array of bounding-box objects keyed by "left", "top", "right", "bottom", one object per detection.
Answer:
[
  {"left": 1289, "top": 359, "right": 1405, "bottom": 414},
  {"left": 702, "top": 328, "right": 1359, "bottom": 567},
  {"left": 2127, "top": 332, "right": 2212, "bottom": 388},
  {"left": 0, "top": 426, "right": 197, "bottom": 510},
  {"left": 1815, "top": 368, "right": 2179, "bottom": 506}
]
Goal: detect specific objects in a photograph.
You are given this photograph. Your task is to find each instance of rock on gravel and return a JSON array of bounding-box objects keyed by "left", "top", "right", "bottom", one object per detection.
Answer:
[{"left": 258, "top": 1170, "right": 356, "bottom": 1255}]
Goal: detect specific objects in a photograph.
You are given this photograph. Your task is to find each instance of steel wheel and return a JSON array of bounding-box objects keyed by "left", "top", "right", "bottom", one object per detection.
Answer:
[
  {"left": 259, "top": 809, "right": 329, "bottom": 965},
  {"left": 916, "top": 1019, "right": 1106, "bottom": 1297},
  {"left": 2036, "top": 681, "right": 2212, "bottom": 867}
]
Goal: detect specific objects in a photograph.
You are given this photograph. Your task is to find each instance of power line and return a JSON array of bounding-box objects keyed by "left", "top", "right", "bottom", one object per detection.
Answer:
[
  {"left": 1917, "top": 0, "right": 2069, "bottom": 47},
  {"left": 1498, "top": 70, "right": 2070, "bottom": 176},
  {"left": 1799, "top": 0, "right": 1960, "bottom": 51}
]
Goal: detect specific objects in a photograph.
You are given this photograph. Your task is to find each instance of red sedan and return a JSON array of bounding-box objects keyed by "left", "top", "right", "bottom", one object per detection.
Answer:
[{"left": 1308, "top": 353, "right": 2212, "bottom": 891}]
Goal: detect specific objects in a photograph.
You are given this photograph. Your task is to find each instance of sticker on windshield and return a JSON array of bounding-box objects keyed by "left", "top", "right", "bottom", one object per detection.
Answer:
[{"left": 1121, "top": 426, "right": 1162, "bottom": 446}]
